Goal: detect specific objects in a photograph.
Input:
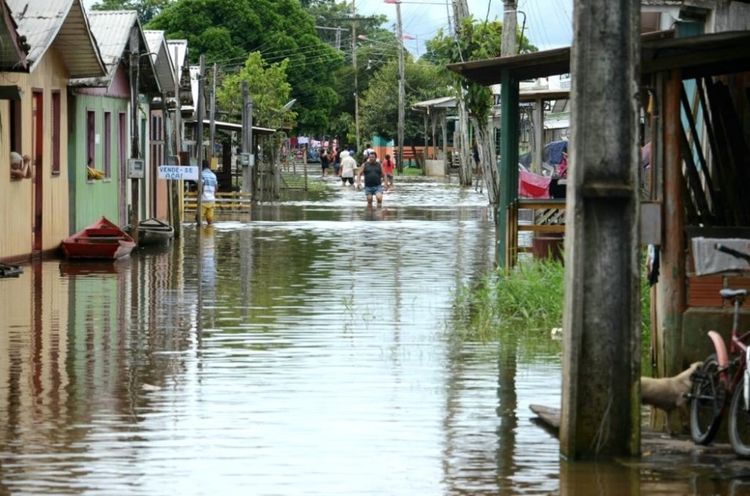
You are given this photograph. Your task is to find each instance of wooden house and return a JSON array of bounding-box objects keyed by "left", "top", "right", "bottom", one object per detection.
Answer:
[
  {"left": 144, "top": 30, "right": 177, "bottom": 223},
  {"left": 69, "top": 10, "right": 160, "bottom": 231},
  {"left": 0, "top": 0, "right": 106, "bottom": 263}
]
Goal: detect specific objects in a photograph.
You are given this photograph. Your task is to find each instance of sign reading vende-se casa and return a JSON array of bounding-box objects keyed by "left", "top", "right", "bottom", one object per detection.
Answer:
[{"left": 158, "top": 165, "right": 199, "bottom": 180}]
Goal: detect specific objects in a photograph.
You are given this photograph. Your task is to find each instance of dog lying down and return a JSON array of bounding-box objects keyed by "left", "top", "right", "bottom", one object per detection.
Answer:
[{"left": 641, "top": 361, "right": 703, "bottom": 435}]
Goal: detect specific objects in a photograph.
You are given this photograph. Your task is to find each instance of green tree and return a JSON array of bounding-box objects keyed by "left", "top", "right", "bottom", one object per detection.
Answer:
[
  {"left": 147, "top": 0, "right": 343, "bottom": 134},
  {"left": 216, "top": 52, "right": 296, "bottom": 131},
  {"left": 359, "top": 58, "right": 452, "bottom": 146},
  {"left": 425, "top": 17, "right": 536, "bottom": 200},
  {"left": 303, "top": 0, "right": 391, "bottom": 146},
  {"left": 90, "top": 0, "right": 172, "bottom": 24}
]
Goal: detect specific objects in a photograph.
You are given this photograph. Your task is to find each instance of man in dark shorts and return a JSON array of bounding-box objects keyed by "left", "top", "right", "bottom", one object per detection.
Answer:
[{"left": 356, "top": 151, "right": 384, "bottom": 207}]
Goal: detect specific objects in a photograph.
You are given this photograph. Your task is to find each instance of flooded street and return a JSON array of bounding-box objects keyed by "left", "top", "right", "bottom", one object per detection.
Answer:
[{"left": 0, "top": 177, "right": 735, "bottom": 495}]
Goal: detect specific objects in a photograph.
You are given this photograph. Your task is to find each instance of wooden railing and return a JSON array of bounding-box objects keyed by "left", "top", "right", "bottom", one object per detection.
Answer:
[
  {"left": 183, "top": 192, "right": 253, "bottom": 211},
  {"left": 506, "top": 198, "right": 566, "bottom": 268}
]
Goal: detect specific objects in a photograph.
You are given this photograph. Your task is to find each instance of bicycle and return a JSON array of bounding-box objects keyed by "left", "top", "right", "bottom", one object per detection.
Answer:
[{"left": 690, "top": 243, "right": 750, "bottom": 457}]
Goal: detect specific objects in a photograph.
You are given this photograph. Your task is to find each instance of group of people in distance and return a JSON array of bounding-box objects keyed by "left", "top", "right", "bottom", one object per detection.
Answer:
[{"left": 320, "top": 144, "right": 395, "bottom": 207}]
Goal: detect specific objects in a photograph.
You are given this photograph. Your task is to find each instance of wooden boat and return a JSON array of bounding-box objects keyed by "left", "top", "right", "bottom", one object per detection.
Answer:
[
  {"left": 130, "top": 218, "right": 174, "bottom": 246},
  {"left": 61, "top": 216, "right": 136, "bottom": 260}
]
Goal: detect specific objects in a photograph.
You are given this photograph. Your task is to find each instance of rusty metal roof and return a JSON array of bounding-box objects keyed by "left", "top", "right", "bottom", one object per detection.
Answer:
[
  {"left": 71, "top": 10, "right": 160, "bottom": 94},
  {"left": 7, "top": 0, "right": 105, "bottom": 77},
  {"left": 145, "top": 30, "right": 176, "bottom": 96}
]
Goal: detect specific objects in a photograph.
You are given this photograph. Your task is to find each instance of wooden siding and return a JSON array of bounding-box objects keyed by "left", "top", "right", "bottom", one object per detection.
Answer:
[
  {"left": 0, "top": 45, "right": 71, "bottom": 261},
  {"left": 68, "top": 92, "right": 129, "bottom": 232},
  {"left": 150, "top": 108, "right": 168, "bottom": 220}
]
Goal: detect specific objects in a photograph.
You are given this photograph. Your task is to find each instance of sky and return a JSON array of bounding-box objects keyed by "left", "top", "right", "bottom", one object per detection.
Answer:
[
  {"left": 355, "top": 0, "right": 574, "bottom": 56},
  {"left": 82, "top": 0, "right": 574, "bottom": 56}
]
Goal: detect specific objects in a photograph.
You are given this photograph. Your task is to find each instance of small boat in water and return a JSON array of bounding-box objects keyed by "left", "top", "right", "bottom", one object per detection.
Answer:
[
  {"left": 61, "top": 216, "right": 136, "bottom": 260},
  {"left": 128, "top": 218, "right": 174, "bottom": 246}
]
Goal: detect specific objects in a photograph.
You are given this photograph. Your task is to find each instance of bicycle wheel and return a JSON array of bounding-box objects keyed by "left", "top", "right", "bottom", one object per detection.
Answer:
[
  {"left": 690, "top": 354, "right": 726, "bottom": 445},
  {"left": 729, "top": 375, "right": 750, "bottom": 458}
]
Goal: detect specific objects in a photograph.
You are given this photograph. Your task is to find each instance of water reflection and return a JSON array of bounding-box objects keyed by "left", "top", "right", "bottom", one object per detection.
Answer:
[{"left": 0, "top": 177, "right": 731, "bottom": 494}]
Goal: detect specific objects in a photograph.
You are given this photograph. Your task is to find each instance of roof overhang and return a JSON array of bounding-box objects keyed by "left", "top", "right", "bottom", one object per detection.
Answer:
[
  {"left": 71, "top": 12, "right": 160, "bottom": 94},
  {"left": 145, "top": 30, "right": 176, "bottom": 96},
  {"left": 8, "top": 0, "right": 106, "bottom": 77},
  {"left": 411, "top": 96, "right": 456, "bottom": 110},
  {"left": 184, "top": 119, "right": 276, "bottom": 135},
  {"left": 448, "top": 30, "right": 750, "bottom": 85}
]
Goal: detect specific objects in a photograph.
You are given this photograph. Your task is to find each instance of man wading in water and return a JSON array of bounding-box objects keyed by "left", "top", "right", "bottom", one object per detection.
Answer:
[{"left": 357, "top": 151, "right": 385, "bottom": 207}]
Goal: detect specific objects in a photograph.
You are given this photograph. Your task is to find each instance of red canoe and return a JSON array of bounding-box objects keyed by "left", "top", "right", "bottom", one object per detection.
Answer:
[{"left": 61, "top": 216, "right": 136, "bottom": 260}]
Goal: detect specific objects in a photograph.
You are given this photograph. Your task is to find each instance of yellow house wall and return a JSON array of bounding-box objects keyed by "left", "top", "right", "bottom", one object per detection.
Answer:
[{"left": 0, "top": 46, "right": 71, "bottom": 261}]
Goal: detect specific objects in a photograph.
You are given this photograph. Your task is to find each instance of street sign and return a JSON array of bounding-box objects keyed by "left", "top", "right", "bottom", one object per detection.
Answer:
[{"left": 158, "top": 165, "right": 199, "bottom": 180}]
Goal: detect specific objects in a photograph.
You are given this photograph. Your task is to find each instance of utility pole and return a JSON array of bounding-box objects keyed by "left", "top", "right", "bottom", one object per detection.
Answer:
[
  {"left": 209, "top": 62, "right": 217, "bottom": 163},
  {"left": 196, "top": 54, "right": 205, "bottom": 226},
  {"left": 171, "top": 44, "right": 182, "bottom": 239},
  {"left": 241, "top": 81, "right": 254, "bottom": 199},
  {"left": 501, "top": 0, "right": 518, "bottom": 57},
  {"left": 560, "top": 0, "right": 641, "bottom": 459},
  {"left": 395, "top": 0, "right": 405, "bottom": 174},
  {"left": 352, "top": 0, "right": 360, "bottom": 152},
  {"left": 129, "top": 26, "right": 140, "bottom": 245}
]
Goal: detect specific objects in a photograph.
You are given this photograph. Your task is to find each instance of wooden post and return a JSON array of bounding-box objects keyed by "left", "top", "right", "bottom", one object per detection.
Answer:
[
  {"left": 658, "top": 69, "right": 686, "bottom": 410},
  {"left": 196, "top": 54, "right": 205, "bottom": 225},
  {"left": 171, "top": 44, "right": 183, "bottom": 239},
  {"left": 560, "top": 0, "right": 641, "bottom": 459},
  {"left": 532, "top": 96, "right": 544, "bottom": 174},
  {"left": 498, "top": 71, "right": 519, "bottom": 271},
  {"left": 129, "top": 26, "right": 140, "bottom": 245}
]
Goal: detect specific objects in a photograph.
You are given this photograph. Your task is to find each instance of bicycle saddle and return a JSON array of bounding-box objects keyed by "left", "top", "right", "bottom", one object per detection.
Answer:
[{"left": 720, "top": 288, "right": 748, "bottom": 299}]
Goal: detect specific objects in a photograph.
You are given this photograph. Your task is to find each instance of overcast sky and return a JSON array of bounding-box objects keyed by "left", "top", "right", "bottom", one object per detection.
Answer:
[
  {"left": 356, "top": 0, "right": 574, "bottom": 55},
  {"left": 82, "top": 0, "right": 574, "bottom": 56}
]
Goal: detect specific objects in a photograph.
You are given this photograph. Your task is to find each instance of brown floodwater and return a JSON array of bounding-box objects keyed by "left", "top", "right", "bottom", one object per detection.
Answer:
[{"left": 0, "top": 177, "right": 741, "bottom": 494}]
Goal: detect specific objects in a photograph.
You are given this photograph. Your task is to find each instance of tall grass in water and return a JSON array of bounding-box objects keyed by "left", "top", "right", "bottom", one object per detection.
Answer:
[
  {"left": 453, "top": 258, "right": 565, "bottom": 342},
  {"left": 453, "top": 257, "right": 652, "bottom": 346}
]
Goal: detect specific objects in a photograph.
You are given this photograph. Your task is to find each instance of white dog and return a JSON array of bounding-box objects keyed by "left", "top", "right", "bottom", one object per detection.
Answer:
[{"left": 641, "top": 361, "right": 703, "bottom": 435}]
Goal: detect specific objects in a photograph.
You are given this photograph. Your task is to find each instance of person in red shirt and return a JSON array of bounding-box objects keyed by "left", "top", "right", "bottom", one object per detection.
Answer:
[{"left": 382, "top": 154, "right": 395, "bottom": 191}]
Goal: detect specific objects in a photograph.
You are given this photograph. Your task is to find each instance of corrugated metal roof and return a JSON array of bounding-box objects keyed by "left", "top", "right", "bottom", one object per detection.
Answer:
[
  {"left": 145, "top": 30, "right": 175, "bottom": 96},
  {"left": 167, "top": 39, "right": 187, "bottom": 77},
  {"left": 7, "top": 0, "right": 105, "bottom": 77},
  {"left": 71, "top": 10, "right": 160, "bottom": 94},
  {"left": 167, "top": 39, "right": 191, "bottom": 105},
  {"left": 411, "top": 97, "right": 455, "bottom": 109}
]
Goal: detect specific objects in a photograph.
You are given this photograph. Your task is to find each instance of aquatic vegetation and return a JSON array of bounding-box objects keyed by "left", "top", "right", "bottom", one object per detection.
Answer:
[{"left": 452, "top": 257, "right": 652, "bottom": 347}]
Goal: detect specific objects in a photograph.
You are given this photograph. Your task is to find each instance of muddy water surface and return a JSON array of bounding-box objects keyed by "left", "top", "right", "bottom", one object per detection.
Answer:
[{"left": 0, "top": 177, "right": 735, "bottom": 495}]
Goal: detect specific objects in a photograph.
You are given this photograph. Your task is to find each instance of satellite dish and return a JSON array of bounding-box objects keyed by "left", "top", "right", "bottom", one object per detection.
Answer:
[{"left": 282, "top": 99, "right": 297, "bottom": 111}]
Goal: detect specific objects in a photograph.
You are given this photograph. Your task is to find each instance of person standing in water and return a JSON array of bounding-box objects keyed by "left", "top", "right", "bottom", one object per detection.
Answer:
[
  {"left": 381, "top": 154, "right": 395, "bottom": 192},
  {"left": 356, "top": 151, "right": 384, "bottom": 207}
]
